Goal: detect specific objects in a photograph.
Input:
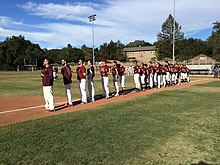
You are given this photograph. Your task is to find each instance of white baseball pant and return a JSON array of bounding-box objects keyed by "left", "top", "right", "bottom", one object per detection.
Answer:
[
  {"left": 79, "top": 78, "right": 87, "bottom": 103},
  {"left": 88, "top": 79, "right": 95, "bottom": 101},
  {"left": 43, "top": 86, "right": 54, "bottom": 110},
  {"left": 149, "top": 74, "right": 153, "bottom": 88},
  {"left": 119, "top": 75, "right": 125, "bottom": 88},
  {"left": 102, "top": 76, "right": 109, "bottom": 97},
  {"left": 134, "top": 73, "right": 140, "bottom": 89},
  {"left": 113, "top": 76, "right": 119, "bottom": 95},
  {"left": 64, "top": 83, "right": 72, "bottom": 105}
]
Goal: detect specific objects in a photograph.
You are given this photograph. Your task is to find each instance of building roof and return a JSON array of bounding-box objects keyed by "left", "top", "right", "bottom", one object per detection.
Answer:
[
  {"left": 189, "top": 54, "right": 213, "bottom": 61},
  {"left": 123, "top": 46, "right": 156, "bottom": 52}
]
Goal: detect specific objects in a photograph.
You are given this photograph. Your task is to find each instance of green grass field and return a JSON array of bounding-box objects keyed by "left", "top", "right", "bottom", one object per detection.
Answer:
[
  {"left": 0, "top": 71, "right": 135, "bottom": 98},
  {"left": 0, "top": 73, "right": 219, "bottom": 164}
]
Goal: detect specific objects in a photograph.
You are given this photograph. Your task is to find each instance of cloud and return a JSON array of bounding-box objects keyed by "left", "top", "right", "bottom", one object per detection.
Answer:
[{"left": 1, "top": 0, "right": 220, "bottom": 49}]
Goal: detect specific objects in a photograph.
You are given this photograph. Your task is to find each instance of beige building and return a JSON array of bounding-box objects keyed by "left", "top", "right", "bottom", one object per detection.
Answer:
[{"left": 123, "top": 46, "right": 156, "bottom": 63}]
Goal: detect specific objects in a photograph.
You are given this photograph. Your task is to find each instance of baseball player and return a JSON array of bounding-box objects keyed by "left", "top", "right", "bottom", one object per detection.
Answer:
[
  {"left": 155, "top": 62, "right": 162, "bottom": 88},
  {"left": 112, "top": 61, "right": 120, "bottom": 96},
  {"left": 61, "top": 59, "right": 72, "bottom": 107},
  {"left": 76, "top": 59, "right": 87, "bottom": 104},
  {"left": 140, "top": 63, "right": 146, "bottom": 91},
  {"left": 41, "top": 58, "right": 55, "bottom": 111},
  {"left": 133, "top": 60, "right": 141, "bottom": 92},
  {"left": 101, "top": 59, "right": 110, "bottom": 99},
  {"left": 53, "top": 65, "right": 58, "bottom": 80},
  {"left": 118, "top": 64, "right": 126, "bottom": 94},
  {"left": 87, "top": 60, "right": 95, "bottom": 102},
  {"left": 164, "top": 61, "right": 171, "bottom": 86},
  {"left": 148, "top": 61, "right": 154, "bottom": 89}
]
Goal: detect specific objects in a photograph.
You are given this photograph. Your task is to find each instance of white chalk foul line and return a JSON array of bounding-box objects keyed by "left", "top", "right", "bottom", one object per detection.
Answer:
[
  {"left": 0, "top": 100, "right": 80, "bottom": 115},
  {"left": 0, "top": 79, "right": 210, "bottom": 115}
]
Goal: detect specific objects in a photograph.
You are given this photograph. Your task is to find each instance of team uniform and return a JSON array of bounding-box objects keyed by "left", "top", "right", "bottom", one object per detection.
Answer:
[
  {"left": 87, "top": 65, "right": 95, "bottom": 102},
  {"left": 112, "top": 65, "right": 119, "bottom": 96},
  {"left": 155, "top": 65, "right": 162, "bottom": 88},
  {"left": 101, "top": 65, "right": 110, "bottom": 98},
  {"left": 140, "top": 65, "right": 145, "bottom": 90},
  {"left": 148, "top": 65, "right": 154, "bottom": 89},
  {"left": 41, "top": 66, "right": 54, "bottom": 111},
  {"left": 76, "top": 65, "right": 87, "bottom": 103},
  {"left": 133, "top": 65, "right": 141, "bottom": 91},
  {"left": 53, "top": 66, "right": 58, "bottom": 80},
  {"left": 61, "top": 64, "right": 72, "bottom": 106},
  {"left": 119, "top": 65, "right": 126, "bottom": 92}
]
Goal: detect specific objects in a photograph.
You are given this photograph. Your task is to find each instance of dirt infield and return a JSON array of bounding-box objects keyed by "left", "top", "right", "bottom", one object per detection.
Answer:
[{"left": 0, "top": 78, "right": 215, "bottom": 126}]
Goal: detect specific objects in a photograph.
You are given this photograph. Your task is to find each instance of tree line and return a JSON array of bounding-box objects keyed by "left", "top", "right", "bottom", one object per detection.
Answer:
[{"left": 0, "top": 14, "right": 219, "bottom": 71}]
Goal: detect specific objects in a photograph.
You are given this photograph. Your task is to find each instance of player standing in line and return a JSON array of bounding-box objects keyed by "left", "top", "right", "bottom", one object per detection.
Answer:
[
  {"left": 186, "top": 66, "right": 190, "bottom": 83},
  {"left": 155, "top": 62, "right": 162, "bottom": 88},
  {"left": 61, "top": 59, "right": 73, "bottom": 107},
  {"left": 140, "top": 63, "right": 146, "bottom": 91},
  {"left": 143, "top": 64, "right": 149, "bottom": 90},
  {"left": 101, "top": 59, "right": 110, "bottom": 99},
  {"left": 112, "top": 61, "right": 120, "bottom": 96},
  {"left": 164, "top": 61, "right": 171, "bottom": 86},
  {"left": 133, "top": 60, "right": 141, "bottom": 92},
  {"left": 170, "top": 63, "right": 175, "bottom": 86},
  {"left": 118, "top": 64, "right": 126, "bottom": 94},
  {"left": 161, "top": 64, "right": 167, "bottom": 87},
  {"left": 87, "top": 60, "right": 95, "bottom": 102},
  {"left": 53, "top": 65, "right": 58, "bottom": 80},
  {"left": 41, "top": 59, "right": 55, "bottom": 111},
  {"left": 76, "top": 59, "right": 87, "bottom": 104},
  {"left": 148, "top": 61, "right": 154, "bottom": 89}
]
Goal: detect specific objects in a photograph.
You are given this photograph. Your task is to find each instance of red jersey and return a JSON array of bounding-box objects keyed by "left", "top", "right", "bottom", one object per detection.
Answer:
[
  {"left": 133, "top": 65, "right": 140, "bottom": 74},
  {"left": 76, "top": 65, "right": 86, "bottom": 80},
  {"left": 112, "top": 66, "right": 118, "bottom": 76},
  {"left": 41, "top": 66, "right": 53, "bottom": 86},
  {"left": 119, "top": 66, "right": 126, "bottom": 76},
  {"left": 148, "top": 66, "right": 154, "bottom": 74},
  {"left": 101, "top": 65, "right": 109, "bottom": 77},
  {"left": 164, "top": 65, "right": 170, "bottom": 72}
]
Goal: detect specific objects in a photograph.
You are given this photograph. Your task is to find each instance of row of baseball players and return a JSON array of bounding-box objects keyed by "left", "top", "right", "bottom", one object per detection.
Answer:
[
  {"left": 132, "top": 60, "right": 190, "bottom": 92},
  {"left": 41, "top": 59, "right": 190, "bottom": 111},
  {"left": 40, "top": 59, "right": 126, "bottom": 111}
]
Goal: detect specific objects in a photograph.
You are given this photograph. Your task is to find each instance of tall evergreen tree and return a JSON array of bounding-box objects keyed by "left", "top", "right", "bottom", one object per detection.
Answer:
[
  {"left": 208, "top": 21, "right": 220, "bottom": 61},
  {"left": 156, "top": 14, "right": 184, "bottom": 60}
]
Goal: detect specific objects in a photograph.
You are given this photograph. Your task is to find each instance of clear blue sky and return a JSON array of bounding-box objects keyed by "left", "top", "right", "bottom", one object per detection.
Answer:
[{"left": 0, "top": 0, "right": 219, "bottom": 49}]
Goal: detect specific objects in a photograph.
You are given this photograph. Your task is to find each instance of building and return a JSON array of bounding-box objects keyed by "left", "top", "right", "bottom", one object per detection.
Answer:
[
  {"left": 123, "top": 46, "right": 156, "bottom": 63},
  {"left": 186, "top": 54, "right": 218, "bottom": 75}
]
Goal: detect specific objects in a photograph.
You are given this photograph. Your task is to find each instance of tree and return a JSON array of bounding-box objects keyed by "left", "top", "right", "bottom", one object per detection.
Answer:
[
  {"left": 156, "top": 14, "right": 184, "bottom": 60},
  {"left": 208, "top": 22, "right": 220, "bottom": 61},
  {"left": 99, "top": 40, "right": 126, "bottom": 62},
  {"left": 126, "top": 40, "right": 152, "bottom": 47}
]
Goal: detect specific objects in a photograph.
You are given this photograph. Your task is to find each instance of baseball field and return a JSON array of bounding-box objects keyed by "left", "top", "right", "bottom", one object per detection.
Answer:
[{"left": 0, "top": 71, "right": 219, "bottom": 164}]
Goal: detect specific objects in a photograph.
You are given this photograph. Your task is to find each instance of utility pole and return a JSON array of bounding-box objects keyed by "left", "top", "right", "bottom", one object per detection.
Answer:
[
  {"left": 88, "top": 14, "right": 96, "bottom": 65},
  {"left": 173, "top": 0, "right": 176, "bottom": 62}
]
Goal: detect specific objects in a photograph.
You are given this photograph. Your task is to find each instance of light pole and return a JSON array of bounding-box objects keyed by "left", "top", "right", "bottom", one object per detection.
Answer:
[
  {"left": 173, "top": 0, "right": 176, "bottom": 62},
  {"left": 88, "top": 14, "right": 96, "bottom": 65}
]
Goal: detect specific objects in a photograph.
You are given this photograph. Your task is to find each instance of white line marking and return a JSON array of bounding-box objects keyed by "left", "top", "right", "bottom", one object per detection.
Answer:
[
  {"left": 0, "top": 100, "right": 80, "bottom": 115},
  {"left": 0, "top": 79, "right": 210, "bottom": 115}
]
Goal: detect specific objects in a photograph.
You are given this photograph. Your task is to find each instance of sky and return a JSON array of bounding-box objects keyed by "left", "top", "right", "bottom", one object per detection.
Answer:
[{"left": 0, "top": 0, "right": 219, "bottom": 49}]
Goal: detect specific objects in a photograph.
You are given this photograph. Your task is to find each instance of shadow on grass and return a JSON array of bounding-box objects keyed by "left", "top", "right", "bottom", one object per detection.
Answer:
[
  {"left": 191, "top": 161, "right": 210, "bottom": 165},
  {"left": 54, "top": 88, "right": 136, "bottom": 112}
]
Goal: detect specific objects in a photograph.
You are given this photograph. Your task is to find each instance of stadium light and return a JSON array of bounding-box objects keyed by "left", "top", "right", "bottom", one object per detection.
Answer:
[
  {"left": 88, "top": 14, "right": 96, "bottom": 65},
  {"left": 173, "top": 0, "right": 176, "bottom": 62}
]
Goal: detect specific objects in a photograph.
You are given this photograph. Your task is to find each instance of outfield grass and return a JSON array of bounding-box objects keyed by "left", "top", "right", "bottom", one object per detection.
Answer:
[
  {"left": 0, "top": 81, "right": 219, "bottom": 164},
  {"left": 0, "top": 72, "right": 135, "bottom": 98}
]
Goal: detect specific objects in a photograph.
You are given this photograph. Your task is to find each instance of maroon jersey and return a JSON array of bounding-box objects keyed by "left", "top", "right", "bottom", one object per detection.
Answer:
[
  {"left": 76, "top": 65, "right": 86, "bottom": 80},
  {"left": 112, "top": 66, "right": 118, "bottom": 76},
  {"left": 119, "top": 66, "right": 126, "bottom": 76},
  {"left": 164, "top": 65, "right": 170, "bottom": 72},
  {"left": 181, "top": 66, "right": 187, "bottom": 73},
  {"left": 133, "top": 65, "right": 140, "bottom": 74},
  {"left": 148, "top": 66, "right": 154, "bottom": 74},
  {"left": 155, "top": 66, "right": 161, "bottom": 74},
  {"left": 41, "top": 66, "right": 53, "bottom": 86},
  {"left": 101, "top": 65, "right": 109, "bottom": 77},
  {"left": 61, "top": 64, "right": 72, "bottom": 84},
  {"left": 140, "top": 66, "right": 145, "bottom": 75}
]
